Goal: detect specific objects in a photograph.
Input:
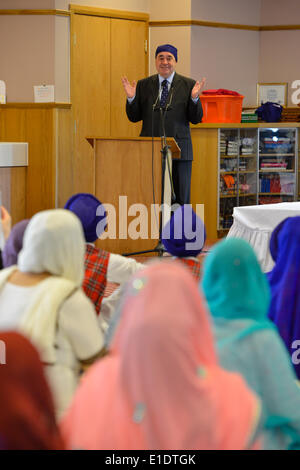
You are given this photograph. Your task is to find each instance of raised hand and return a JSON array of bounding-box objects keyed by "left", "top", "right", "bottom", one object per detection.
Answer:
[
  {"left": 1, "top": 206, "right": 11, "bottom": 240},
  {"left": 191, "top": 77, "right": 207, "bottom": 100},
  {"left": 121, "top": 76, "right": 137, "bottom": 99}
]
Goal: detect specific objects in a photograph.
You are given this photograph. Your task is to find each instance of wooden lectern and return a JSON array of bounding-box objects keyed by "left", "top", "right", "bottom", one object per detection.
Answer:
[{"left": 87, "top": 137, "right": 181, "bottom": 255}]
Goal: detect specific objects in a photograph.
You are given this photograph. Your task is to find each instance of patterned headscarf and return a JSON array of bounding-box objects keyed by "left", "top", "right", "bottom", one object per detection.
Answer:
[
  {"left": 267, "top": 216, "right": 300, "bottom": 378},
  {"left": 61, "top": 262, "right": 260, "bottom": 450}
]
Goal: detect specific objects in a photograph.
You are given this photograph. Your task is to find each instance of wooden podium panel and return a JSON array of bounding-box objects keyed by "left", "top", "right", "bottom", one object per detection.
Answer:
[{"left": 87, "top": 137, "right": 180, "bottom": 254}]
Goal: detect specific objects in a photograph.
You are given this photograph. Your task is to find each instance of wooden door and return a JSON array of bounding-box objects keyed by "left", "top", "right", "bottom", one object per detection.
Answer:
[
  {"left": 71, "top": 12, "right": 148, "bottom": 196},
  {"left": 71, "top": 13, "right": 111, "bottom": 195},
  {"left": 110, "top": 18, "right": 148, "bottom": 137}
]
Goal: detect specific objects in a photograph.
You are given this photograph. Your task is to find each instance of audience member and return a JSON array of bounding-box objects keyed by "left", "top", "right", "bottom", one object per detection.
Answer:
[
  {"left": 61, "top": 262, "right": 261, "bottom": 450},
  {"left": 266, "top": 216, "right": 300, "bottom": 380},
  {"left": 0, "top": 331, "right": 64, "bottom": 450},
  {"left": 0, "top": 209, "right": 104, "bottom": 419},
  {"left": 2, "top": 219, "right": 30, "bottom": 268},
  {"left": 0, "top": 206, "right": 12, "bottom": 269},
  {"left": 161, "top": 204, "right": 205, "bottom": 280},
  {"left": 64, "top": 193, "right": 143, "bottom": 329},
  {"left": 201, "top": 237, "right": 300, "bottom": 449}
]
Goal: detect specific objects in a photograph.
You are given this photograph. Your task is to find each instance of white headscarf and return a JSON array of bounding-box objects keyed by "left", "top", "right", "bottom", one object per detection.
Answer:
[{"left": 18, "top": 209, "right": 85, "bottom": 287}]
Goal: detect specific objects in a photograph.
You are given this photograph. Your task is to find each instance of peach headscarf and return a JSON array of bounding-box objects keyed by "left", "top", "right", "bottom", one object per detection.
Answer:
[{"left": 61, "top": 262, "right": 261, "bottom": 450}]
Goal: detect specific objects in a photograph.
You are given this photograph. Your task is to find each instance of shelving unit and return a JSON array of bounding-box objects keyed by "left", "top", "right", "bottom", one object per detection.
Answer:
[
  {"left": 190, "top": 122, "right": 300, "bottom": 240},
  {"left": 218, "top": 128, "right": 258, "bottom": 230},
  {"left": 217, "top": 127, "right": 298, "bottom": 232},
  {"left": 258, "top": 128, "right": 297, "bottom": 206}
]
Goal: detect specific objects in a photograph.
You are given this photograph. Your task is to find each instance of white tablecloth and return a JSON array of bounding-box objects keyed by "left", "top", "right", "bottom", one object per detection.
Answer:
[{"left": 227, "top": 202, "right": 300, "bottom": 272}]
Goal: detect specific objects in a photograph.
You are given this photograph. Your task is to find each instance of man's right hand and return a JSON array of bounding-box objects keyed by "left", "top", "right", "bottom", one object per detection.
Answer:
[{"left": 121, "top": 76, "right": 137, "bottom": 99}]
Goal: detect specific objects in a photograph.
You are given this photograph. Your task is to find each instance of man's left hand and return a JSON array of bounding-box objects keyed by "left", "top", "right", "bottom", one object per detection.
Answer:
[{"left": 191, "top": 77, "right": 206, "bottom": 100}]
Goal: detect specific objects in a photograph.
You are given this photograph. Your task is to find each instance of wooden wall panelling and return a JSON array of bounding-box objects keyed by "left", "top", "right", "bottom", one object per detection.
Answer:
[
  {"left": 0, "top": 106, "right": 57, "bottom": 220},
  {"left": 110, "top": 18, "right": 148, "bottom": 138},
  {"left": 56, "top": 107, "right": 74, "bottom": 207},
  {"left": 0, "top": 167, "right": 26, "bottom": 225},
  {"left": 191, "top": 128, "right": 218, "bottom": 240},
  {"left": 0, "top": 107, "right": 27, "bottom": 223},
  {"left": 71, "top": 13, "right": 111, "bottom": 195},
  {"left": 24, "top": 107, "right": 56, "bottom": 216}
]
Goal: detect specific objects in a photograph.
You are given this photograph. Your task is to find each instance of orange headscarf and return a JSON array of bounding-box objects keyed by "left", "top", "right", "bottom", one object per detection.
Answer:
[
  {"left": 61, "top": 262, "right": 260, "bottom": 450},
  {"left": 0, "top": 332, "right": 64, "bottom": 450}
]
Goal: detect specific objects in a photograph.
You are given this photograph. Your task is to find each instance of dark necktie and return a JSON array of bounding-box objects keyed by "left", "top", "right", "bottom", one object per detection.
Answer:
[{"left": 160, "top": 79, "right": 169, "bottom": 108}]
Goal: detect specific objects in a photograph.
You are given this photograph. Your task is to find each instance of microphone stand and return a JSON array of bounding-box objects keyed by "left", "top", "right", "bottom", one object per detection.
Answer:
[{"left": 122, "top": 89, "right": 176, "bottom": 257}]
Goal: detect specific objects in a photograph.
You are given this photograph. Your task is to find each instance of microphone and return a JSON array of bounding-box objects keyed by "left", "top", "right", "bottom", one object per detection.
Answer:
[{"left": 152, "top": 88, "right": 160, "bottom": 110}]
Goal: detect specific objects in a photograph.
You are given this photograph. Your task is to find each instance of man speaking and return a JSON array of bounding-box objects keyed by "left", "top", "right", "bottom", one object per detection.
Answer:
[{"left": 122, "top": 43, "right": 206, "bottom": 206}]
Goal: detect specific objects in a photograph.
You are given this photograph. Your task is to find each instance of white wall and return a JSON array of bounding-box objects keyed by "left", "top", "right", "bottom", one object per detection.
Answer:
[
  {"left": 149, "top": 0, "right": 191, "bottom": 21},
  {"left": 1, "top": 0, "right": 299, "bottom": 105},
  {"left": 191, "top": 26, "right": 260, "bottom": 106},
  {"left": 191, "top": 0, "right": 261, "bottom": 25},
  {"left": 149, "top": 27, "right": 191, "bottom": 77},
  {"left": 261, "top": 0, "right": 300, "bottom": 24},
  {"left": 55, "top": 15, "right": 70, "bottom": 102},
  {"left": 0, "top": 0, "right": 55, "bottom": 7},
  {"left": 0, "top": 14, "right": 55, "bottom": 102},
  {"left": 259, "top": 30, "right": 300, "bottom": 106}
]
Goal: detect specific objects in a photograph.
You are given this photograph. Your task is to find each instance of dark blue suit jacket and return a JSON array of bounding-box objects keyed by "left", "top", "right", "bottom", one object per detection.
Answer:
[{"left": 126, "top": 72, "right": 203, "bottom": 161}]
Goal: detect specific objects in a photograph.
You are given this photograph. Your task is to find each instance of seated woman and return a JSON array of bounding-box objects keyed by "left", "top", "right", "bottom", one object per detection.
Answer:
[
  {"left": 0, "top": 331, "right": 64, "bottom": 450},
  {"left": 0, "top": 209, "right": 104, "bottom": 419},
  {"left": 266, "top": 216, "right": 300, "bottom": 380},
  {"left": 161, "top": 205, "right": 206, "bottom": 281},
  {"left": 201, "top": 237, "right": 300, "bottom": 450},
  {"left": 64, "top": 193, "right": 144, "bottom": 330},
  {"left": 61, "top": 262, "right": 261, "bottom": 450}
]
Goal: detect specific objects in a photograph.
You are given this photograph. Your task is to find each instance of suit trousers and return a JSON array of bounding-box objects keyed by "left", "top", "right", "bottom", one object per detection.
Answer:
[{"left": 172, "top": 160, "right": 192, "bottom": 206}]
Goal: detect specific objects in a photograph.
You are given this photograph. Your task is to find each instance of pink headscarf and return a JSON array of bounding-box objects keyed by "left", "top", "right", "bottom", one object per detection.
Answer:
[{"left": 61, "top": 262, "right": 260, "bottom": 450}]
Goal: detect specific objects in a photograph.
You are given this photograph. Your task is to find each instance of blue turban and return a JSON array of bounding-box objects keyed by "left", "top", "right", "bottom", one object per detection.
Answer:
[
  {"left": 162, "top": 205, "right": 206, "bottom": 257},
  {"left": 64, "top": 193, "right": 107, "bottom": 243},
  {"left": 155, "top": 44, "right": 178, "bottom": 62}
]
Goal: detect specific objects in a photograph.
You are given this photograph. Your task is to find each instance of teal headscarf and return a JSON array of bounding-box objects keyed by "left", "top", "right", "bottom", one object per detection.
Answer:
[
  {"left": 202, "top": 238, "right": 273, "bottom": 339},
  {"left": 201, "top": 239, "right": 300, "bottom": 450}
]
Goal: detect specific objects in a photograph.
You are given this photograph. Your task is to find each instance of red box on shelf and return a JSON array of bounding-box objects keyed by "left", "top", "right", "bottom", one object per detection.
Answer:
[{"left": 200, "top": 94, "right": 244, "bottom": 123}]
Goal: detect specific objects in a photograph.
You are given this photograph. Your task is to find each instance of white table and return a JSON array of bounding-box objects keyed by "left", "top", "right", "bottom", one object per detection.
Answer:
[{"left": 227, "top": 202, "right": 300, "bottom": 272}]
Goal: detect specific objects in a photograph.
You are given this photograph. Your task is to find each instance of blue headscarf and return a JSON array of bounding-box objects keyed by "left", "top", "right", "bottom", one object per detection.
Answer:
[
  {"left": 64, "top": 193, "right": 107, "bottom": 243},
  {"left": 202, "top": 237, "right": 300, "bottom": 450},
  {"left": 202, "top": 237, "right": 273, "bottom": 340},
  {"left": 161, "top": 205, "right": 206, "bottom": 258},
  {"left": 267, "top": 216, "right": 300, "bottom": 379}
]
